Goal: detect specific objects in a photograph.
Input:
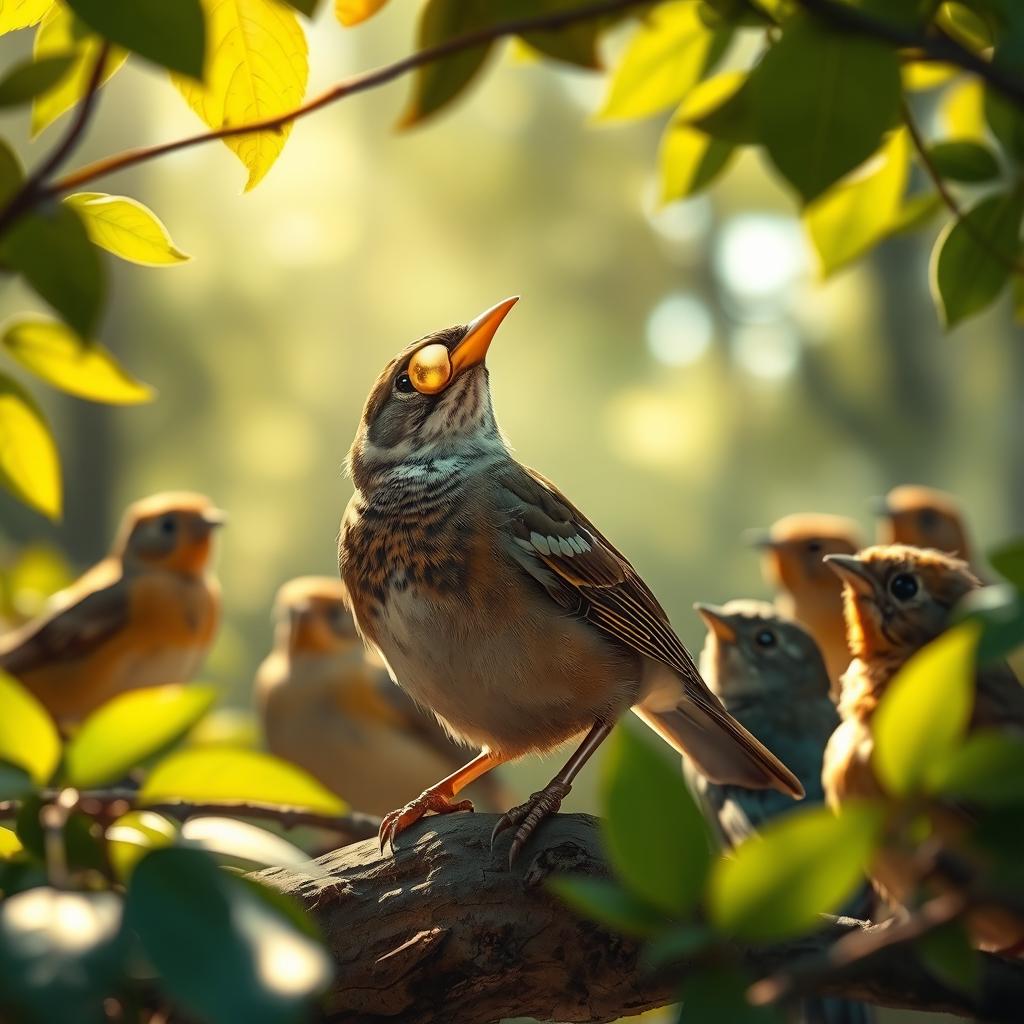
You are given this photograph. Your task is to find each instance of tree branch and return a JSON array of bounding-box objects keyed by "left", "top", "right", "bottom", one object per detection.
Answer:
[{"left": 255, "top": 813, "right": 1024, "bottom": 1024}]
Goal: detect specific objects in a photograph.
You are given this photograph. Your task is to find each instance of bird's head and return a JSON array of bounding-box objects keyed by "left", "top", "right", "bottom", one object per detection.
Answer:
[
  {"left": 273, "top": 576, "right": 361, "bottom": 655},
  {"left": 873, "top": 485, "right": 971, "bottom": 561},
  {"left": 825, "top": 544, "right": 979, "bottom": 662},
  {"left": 347, "top": 297, "right": 519, "bottom": 489},
  {"left": 747, "top": 513, "right": 863, "bottom": 606},
  {"left": 695, "top": 599, "right": 830, "bottom": 701},
  {"left": 115, "top": 492, "right": 225, "bottom": 575}
]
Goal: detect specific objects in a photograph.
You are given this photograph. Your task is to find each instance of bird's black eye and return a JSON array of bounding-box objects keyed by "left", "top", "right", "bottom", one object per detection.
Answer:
[
  {"left": 394, "top": 372, "right": 415, "bottom": 394},
  {"left": 755, "top": 629, "right": 777, "bottom": 648},
  {"left": 159, "top": 515, "right": 177, "bottom": 536},
  {"left": 806, "top": 540, "right": 822, "bottom": 554},
  {"left": 889, "top": 573, "right": 919, "bottom": 601}
]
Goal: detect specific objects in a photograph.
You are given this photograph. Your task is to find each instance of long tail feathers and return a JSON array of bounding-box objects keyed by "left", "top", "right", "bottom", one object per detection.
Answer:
[{"left": 633, "top": 697, "right": 804, "bottom": 798}]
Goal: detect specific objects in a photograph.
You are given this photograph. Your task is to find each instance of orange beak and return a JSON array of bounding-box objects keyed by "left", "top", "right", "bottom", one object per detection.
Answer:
[
  {"left": 824, "top": 554, "right": 876, "bottom": 597},
  {"left": 694, "top": 603, "right": 738, "bottom": 644},
  {"left": 450, "top": 296, "right": 519, "bottom": 375}
]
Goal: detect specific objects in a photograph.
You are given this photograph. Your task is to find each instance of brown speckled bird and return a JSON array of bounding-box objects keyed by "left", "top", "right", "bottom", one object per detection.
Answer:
[
  {"left": 255, "top": 576, "right": 506, "bottom": 816},
  {"left": 339, "top": 297, "right": 802, "bottom": 865},
  {"left": 874, "top": 484, "right": 978, "bottom": 569},
  {"left": 823, "top": 544, "right": 1024, "bottom": 951},
  {"left": 749, "top": 513, "right": 864, "bottom": 696},
  {"left": 0, "top": 492, "right": 223, "bottom": 727}
]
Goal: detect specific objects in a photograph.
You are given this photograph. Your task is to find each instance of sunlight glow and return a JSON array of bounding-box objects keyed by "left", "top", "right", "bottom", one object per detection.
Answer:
[
  {"left": 646, "top": 293, "right": 713, "bottom": 366},
  {"left": 730, "top": 322, "right": 801, "bottom": 381}
]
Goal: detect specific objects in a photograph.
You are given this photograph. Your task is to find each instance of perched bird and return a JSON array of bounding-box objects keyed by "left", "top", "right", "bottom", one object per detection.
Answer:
[
  {"left": 823, "top": 545, "right": 1024, "bottom": 951},
  {"left": 873, "top": 484, "right": 977, "bottom": 567},
  {"left": 0, "top": 492, "right": 223, "bottom": 727},
  {"left": 255, "top": 576, "right": 506, "bottom": 816},
  {"left": 690, "top": 600, "right": 873, "bottom": 1024},
  {"left": 748, "top": 513, "right": 864, "bottom": 696},
  {"left": 339, "top": 297, "right": 802, "bottom": 865}
]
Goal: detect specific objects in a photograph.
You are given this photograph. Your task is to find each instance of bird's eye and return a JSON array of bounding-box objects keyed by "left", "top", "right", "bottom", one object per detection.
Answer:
[
  {"left": 394, "top": 372, "right": 415, "bottom": 394},
  {"left": 806, "top": 540, "right": 822, "bottom": 554},
  {"left": 159, "top": 515, "right": 177, "bottom": 536},
  {"left": 889, "top": 573, "right": 919, "bottom": 601},
  {"left": 755, "top": 629, "right": 777, "bottom": 648}
]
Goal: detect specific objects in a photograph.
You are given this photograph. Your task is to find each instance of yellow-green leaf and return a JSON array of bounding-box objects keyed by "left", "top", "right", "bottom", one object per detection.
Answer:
[
  {"left": 180, "top": 816, "right": 312, "bottom": 869},
  {"left": 677, "top": 71, "right": 756, "bottom": 145},
  {"left": 0, "top": 0, "right": 52, "bottom": 34},
  {"left": 1, "top": 543, "right": 73, "bottom": 621},
  {"left": 940, "top": 78, "right": 987, "bottom": 142},
  {"left": 0, "top": 669, "right": 60, "bottom": 784},
  {"left": 597, "top": 2, "right": 729, "bottom": 122},
  {"left": 708, "top": 802, "right": 883, "bottom": 941},
  {"left": 874, "top": 621, "right": 980, "bottom": 797},
  {"left": 64, "top": 192, "right": 190, "bottom": 266},
  {"left": 66, "top": 684, "right": 216, "bottom": 789},
  {"left": 32, "top": 4, "right": 127, "bottom": 136},
  {"left": 106, "top": 809, "right": 176, "bottom": 880},
  {"left": 658, "top": 117, "right": 734, "bottom": 203},
  {"left": 2, "top": 318, "right": 155, "bottom": 405},
  {"left": 141, "top": 747, "right": 347, "bottom": 814},
  {"left": 335, "top": 0, "right": 388, "bottom": 26},
  {"left": 804, "top": 129, "right": 909, "bottom": 278},
  {"left": 901, "top": 62, "right": 957, "bottom": 92},
  {"left": 0, "top": 825, "right": 23, "bottom": 858},
  {"left": 0, "top": 373, "right": 61, "bottom": 519},
  {"left": 173, "top": 0, "right": 309, "bottom": 191}
]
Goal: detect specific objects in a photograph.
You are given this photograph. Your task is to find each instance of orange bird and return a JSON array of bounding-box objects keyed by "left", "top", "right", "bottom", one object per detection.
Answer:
[
  {"left": 0, "top": 492, "right": 224, "bottom": 727},
  {"left": 749, "top": 513, "right": 865, "bottom": 695},
  {"left": 256, "top": 577, "right": 506, "bottom": 817},
  {"left": 823, "top": 545, "right": 1024, "bottom": 952},
  {"left": 874, "top": 485, "right": 977, "bottom": 567}
]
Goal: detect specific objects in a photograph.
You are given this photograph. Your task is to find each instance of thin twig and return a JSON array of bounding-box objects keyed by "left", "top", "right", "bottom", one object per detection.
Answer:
[{"left": 901, "top": 97, "right": 1024, "bottom": 276}]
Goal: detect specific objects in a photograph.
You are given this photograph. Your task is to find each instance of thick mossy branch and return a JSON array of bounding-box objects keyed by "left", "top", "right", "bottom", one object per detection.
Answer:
[{"left": 256, "top": 813, "right": 1024, "bottom": 1024}]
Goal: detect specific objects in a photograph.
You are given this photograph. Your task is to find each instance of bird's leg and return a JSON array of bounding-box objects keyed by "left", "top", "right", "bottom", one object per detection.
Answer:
[
  {"left": 492, "top": 720, "right": 613, "bottom": 867},
  {"left": 379, "top": 748, "right": 506, "bottom": 853}
]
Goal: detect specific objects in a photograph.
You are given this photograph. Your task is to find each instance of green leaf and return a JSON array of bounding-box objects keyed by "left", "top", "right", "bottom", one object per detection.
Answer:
[
  {"left": 32, "top": 5, "right": 128, "bottom": 136},
  {"left": 598, "top": 2, "right": 729, "bottom": 121},
  {"left": 180, "top": 816, "right": 312, "bottom": 870},
  {"left": 0, "top": 824, "right": 22, "bottom": 857},
  {"left": 3, "top": 318, "right": 155, "bottom": 405},
  {"left": 0, "top": 54, "right": 74, "bottom": 107},
  {"left": 515, "top": 0, "right": 607, "bottom": 70},
  {"left": 891, "top": 191, "right": 942, "bottom": 234},
  {"left": 931, "top": 190, "right": 1024, "bottom": 328},
  {"left": 0, "top": 373, "right": 62, "bottom": 518},
  {"left": 751, "top": 16, "right": 901, "bottom": 202},
  {"left": 548, "top": 875, "right": 669, "bottom": 936},
  {"left": 957, "top": 584, "right": 1024, "bottom": 663},
  {"left": 928, "top": 731, "right": 1024, "bottom": 804},
  {"left": 936, "top": 1, "right": 994, "bottom": 52},
  {"left": 659, "top": 119, "right": 734, "bottom": 203},
  {"left": 0, "top": 761, "right": 34, "bottom": 801},
  {"left": 601, "top": 725, "right": 713, "bottom": 916},
  {"left": 681, "top": 71, "right": 756, "bottom": 144},
  {"left": 105, "top": 809, "right": 177, "bottom": 880},
  {"left": 0, "top": 138, "right": 24, "bottom": 205},
  {"left": 928, "top": 140, "right": 1001, "bottom": 183},
  {"left": 708, "top": 802, "right": 882, "bottom": 941},
  {"left": 0, "top": 0, "right": 52, "bottom": 34},
  {"left": 64, "top": 192, "right": 190, "bottom": 266},
  {"left": 0, "top": 671, "right": 60, "bottom": 786},
  {"left": 284, "top": 0, "right": 323, "bottom": 14},
  {"left": 126, "top": 848, "right": 331, "bottom": 1024},
  {"left": 65, "top": 0, "right": 205, "bottom": 78},
  {"left": 985, "top": 84, "right": 1024, "bottom": 163},
  {"left": 0, "top": 202, "right": 105, "bottom": 338},
  {"left": 917, "top": 920, "right": 981, "bottom": 996},
  {"left": 804, "top": 129, "right": 909, "bottom": 277},
  {"left": 989, "top": 538, "right": 1024, "bottom": 588},
  {"left": 0, "top": 887, "right": 124, "bottom": 1024},
  {"left": 679, "top": 966, "right": 785, "bottom": 1024},
  {"left": 141, "top": 747, "right": 347, "bottom": 814},
  {"left": 641, "top": 923, "right": 713, "bottom": 970},
  {"left": 873, "top": 621, "right": 980, "bottom": 798},
  {"left": 66, "top": 684, "right": 216, "bottom": 789}
]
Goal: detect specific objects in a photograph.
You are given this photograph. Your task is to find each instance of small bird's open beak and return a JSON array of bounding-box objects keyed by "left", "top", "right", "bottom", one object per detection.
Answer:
[
  {"left": 694, "top": 602, "right": 738, "bottom": 644},
  {"left": 450, "top": 296, "right": 519, "bottom": 375},
  {"left": 823, "top": 554, "right": 875, "bottom": 597},
  {"left": 200, "top": 508, "right": 228, "bottom": 529},
  {"left": 742, "top": 528, "right": 774, "bottom": 550}
]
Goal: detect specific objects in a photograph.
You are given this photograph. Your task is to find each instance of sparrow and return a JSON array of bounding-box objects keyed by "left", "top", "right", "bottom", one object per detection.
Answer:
[
  {"left": 690, "top": 599, "right": 873, "bottom": 1024},
  {"left": 0, "top": 492, "right": 223, "bottom": 728},
  {"left": 338, "top": 297, "right": 802, "bottom": 865},
  {"left": 748, "top": 513, "right": 865, "bottom": 696},
  {"left": 255, "top": 576, "right": 507, "bottom": 816},
  {"left": 873, "top": 484, "right": 977, "bottom": 568},
  {"left": 822, "top": 545, "right": 1024, "bottom": 951}
]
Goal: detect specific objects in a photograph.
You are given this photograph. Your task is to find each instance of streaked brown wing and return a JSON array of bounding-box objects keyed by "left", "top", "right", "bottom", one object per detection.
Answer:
[{"left": 497, "top": 463, "right": 705, "bottom": 693}]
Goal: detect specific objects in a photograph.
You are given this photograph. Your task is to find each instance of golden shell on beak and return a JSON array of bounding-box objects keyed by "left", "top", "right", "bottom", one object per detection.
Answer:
[{"left": 409, "top": 343, "right": 453, "bottom": 395}]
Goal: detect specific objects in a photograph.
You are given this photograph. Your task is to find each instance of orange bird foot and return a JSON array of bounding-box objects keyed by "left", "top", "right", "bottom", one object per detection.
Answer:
[
  {"left": 378, "top": 789, "right": 474, "bottom": 854},
  {"left": 491, "top": 781, "right": 572, "bottom": 867}
]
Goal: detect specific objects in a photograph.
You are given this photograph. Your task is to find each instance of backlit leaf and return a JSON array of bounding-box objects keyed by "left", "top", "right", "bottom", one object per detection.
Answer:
[
  {"left": 989, "top": 537, "right": 1024, "bottom": 588},
  {"left": 106, "top": 810, "right": 177, "bottom": 880},
  {"left": 280, "top": 0, "right": 320, "bottom": 14},
  {"left": 598, "top": 2, "right": 729, "bottom": 121},
  {"left": 548, "top": 876, "right": 669, "bottom": 936},
  {"left": 984, "top": 82, "right": 1024, "bottom": 162},
  {"left": 936, "top": 1, "right": 993, "bottom": 52},
  {"left": 0, "top": 825, "right": 22, "bottom": 857},
  {"left": 3, "top": 318, "right": 155, "bottom": 405},
  {"left": 0, "top": 54, "right": 74, "bottom": 107},
  {"left": 173, "top": 0, "right": 309, "bottom": 190},
  {"left": 681, "top": 70, "right": 756, "bottom": 144},
  {"left": 66, "top": 684, "right": 216, "bottom": 789},
  {"left": 931, "top": 190, "right": 1024, "bottom": 327},
  {"left": 335, "top": 0, "right": 387, "bottom": 25},
  {"left": 940, "top": 78, "right": 987, "bottom": 142},
  {"left": 929, "top": 731, "right": 1024, "bottom": 804},
  {"left": 32, "top": 4, "right": 127, "bottom": 136},
  {"left": 515, "top": 0, "right": 608, "bottom": 70},
  {"left": 180, "top": 816, "right": 312, "bottom": 869},
  {"left": 0, "top": 373, "right": 61, "bottom": 518},
  {"left": 141, "top": 747, "right": 347, "bottom": 814},
  {"left": 0, "top": 670, "right": 60, "bottom": 784},
  {"left": 659, "top": 118, "right": 734, "bottom": 203},
  {"left": 64, "top": 192, "right": 190, "bottom": 266},
  {"left": 752, "top": 17, "right": 901, "bottom": 202},
  {"left": 901, "top": 61, "right": 957, "bottom": 92},
  {"left": 957, "top": 584, "right": 1024, "bottom": 664},
  {"left": 65, "top": 0, "right": 205, "bottom": 77},
  {"left": 708, "top": 802, "right": 883, "bottom": 941},
  {"left": 928, "top": 140, "right": 1001, "bottom": 183},
  {"left": 0, "top": 0, "right": 51, "bottom": 34},
  {"left": 804, "top": 129, "right": 909, "bottom": 277},
  {"left": 874, "top": 621, "right": 980, "bottom": 797}
]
